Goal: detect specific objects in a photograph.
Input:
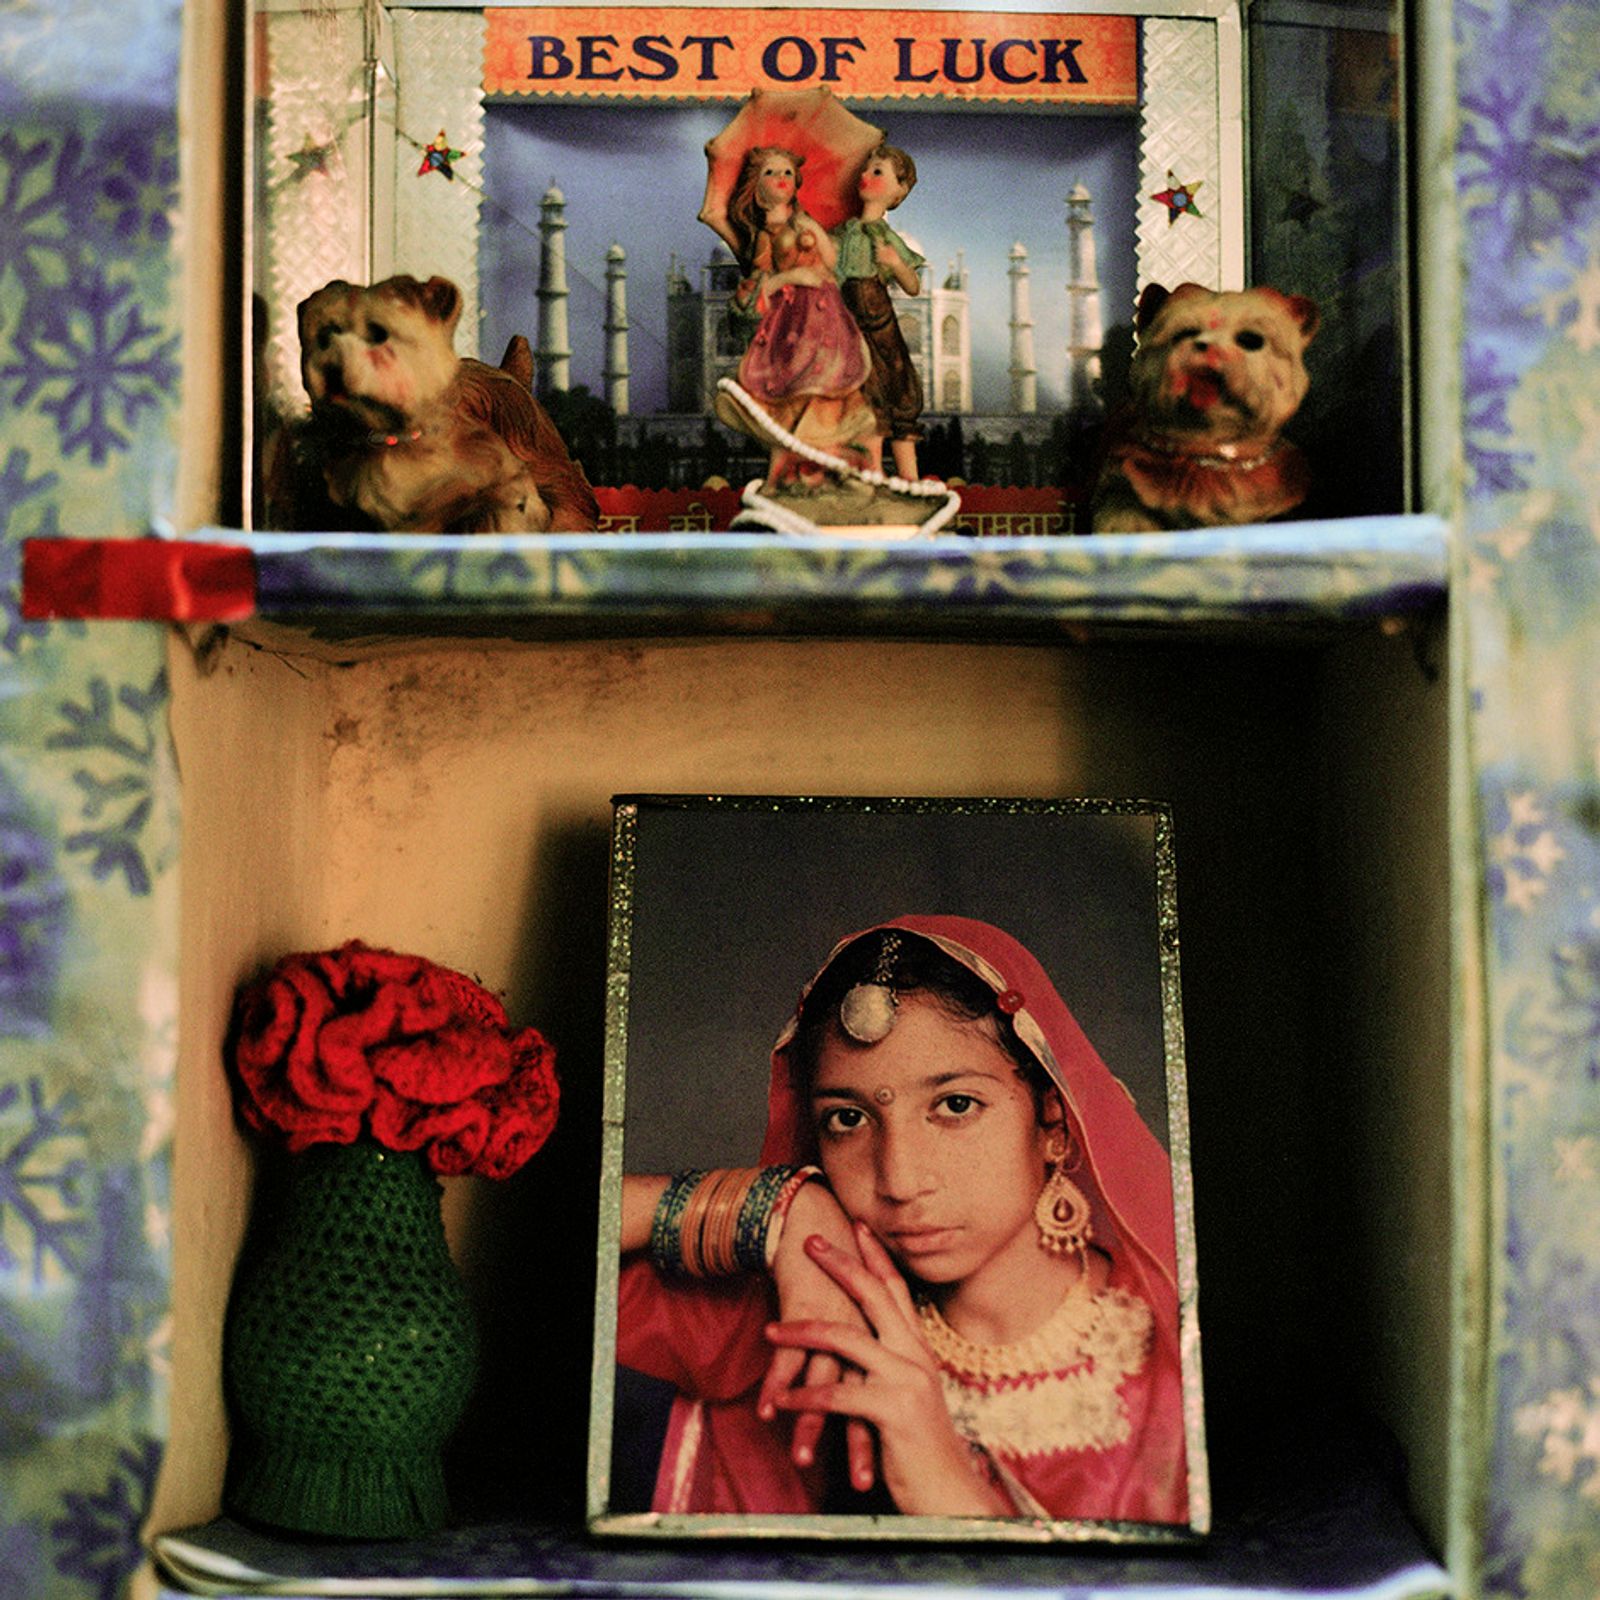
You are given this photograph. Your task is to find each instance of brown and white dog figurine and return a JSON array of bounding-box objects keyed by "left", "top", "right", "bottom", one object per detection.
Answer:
[
  {"left": 294, "top": 274, "right": 597, "bottom": 533},
  {"left": 1092, "top": 282, "right": 1318, "bottom": 533}
]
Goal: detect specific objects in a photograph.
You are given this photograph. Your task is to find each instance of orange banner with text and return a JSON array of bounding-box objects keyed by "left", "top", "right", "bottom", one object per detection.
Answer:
[{"left": 484, "top": 9, "right": 1138, "bottom": 104}]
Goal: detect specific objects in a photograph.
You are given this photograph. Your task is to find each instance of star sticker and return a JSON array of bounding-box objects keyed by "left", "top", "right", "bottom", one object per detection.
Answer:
[
  {"left": 418, "top": 130, "right": 464, "bottom": 181},
  {"left": 1506, "top": 790, "right": 1546, "bottom": 830},
  {"left": 1554, "top": 1136, "right": 1599, "bottom": 1185},
  {"left": 1534, "top": 234, "right": 1600, "bottom": 355},
  {"left": 1502, "top": 867, "right": 1546, "bottom": 913},
  {"left": 1151, "top": 172, "right": 1204, "bottom": 225},
  {"left": 287, "top": 134, "right": 337, "bottom": 181}
]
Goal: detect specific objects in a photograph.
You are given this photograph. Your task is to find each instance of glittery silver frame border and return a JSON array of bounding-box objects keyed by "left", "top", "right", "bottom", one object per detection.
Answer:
[{"left": 589, "top": 794, "right": 1209, "bottom": 1543}]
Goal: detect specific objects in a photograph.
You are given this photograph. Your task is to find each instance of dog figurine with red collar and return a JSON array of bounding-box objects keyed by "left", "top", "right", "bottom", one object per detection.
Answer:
[
  {"left": 285, "top": 274, "right": 598, "bottom": 534},
  {"left": 1091, "top": 282, "right": 1318, "bottom": 533}
]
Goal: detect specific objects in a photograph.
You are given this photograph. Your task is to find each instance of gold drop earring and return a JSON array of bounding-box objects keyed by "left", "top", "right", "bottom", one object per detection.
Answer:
[{"left": 1035, "top": 1126, "right": 1094, "bottom": 1257}]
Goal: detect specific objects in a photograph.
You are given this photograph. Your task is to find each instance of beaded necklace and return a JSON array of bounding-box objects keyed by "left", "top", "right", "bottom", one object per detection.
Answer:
[{"left": 918, "top": 1278, "right": 1153, "bottom": 1460}]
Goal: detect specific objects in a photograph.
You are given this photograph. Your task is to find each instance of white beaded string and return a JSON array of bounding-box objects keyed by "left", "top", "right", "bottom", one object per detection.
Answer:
[{"left": 716, "top": 378, "right": 963, "bottom": 538}]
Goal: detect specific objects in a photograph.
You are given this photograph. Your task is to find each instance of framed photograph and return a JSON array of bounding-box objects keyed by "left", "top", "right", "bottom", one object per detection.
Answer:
[
  {"left": 249, "top": 0, "right": 1243, "bottom": 529},
  {"left": 590, "top": 795, "right": 1207, "bottom": 1540}
]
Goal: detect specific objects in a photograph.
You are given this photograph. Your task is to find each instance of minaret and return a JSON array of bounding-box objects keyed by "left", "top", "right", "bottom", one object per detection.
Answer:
[
  {"left": 930, "top": 253, "right": 972, "bottom": 414},
  {"left": 1008, "top": 241, "right": 1038, "bottom": 414},
  {"left": 1065, "top": 184, "right": 1103, "bottom": 409},
  {"left": 603, "top": 242, "right": 629, "bottom": 416},
  {"left": 535, "top": 181, "right": 571, "bottom": 396}
]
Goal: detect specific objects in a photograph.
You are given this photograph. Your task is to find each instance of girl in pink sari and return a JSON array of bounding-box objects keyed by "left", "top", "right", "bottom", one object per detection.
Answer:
[
  {"left": 710, "top": 146, "right": 875, "bottom": 484},
  {"left": 615, "top": 915, "right": 1192, "bottom": 1525}
]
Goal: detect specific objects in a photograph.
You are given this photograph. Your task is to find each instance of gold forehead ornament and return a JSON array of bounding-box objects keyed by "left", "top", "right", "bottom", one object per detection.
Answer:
[
  {"left": 838, "top": 933, "right": 902, "bottom": 1044},
  {"left": 839, "top": 982, "right": 896, "bottom": 1043}
]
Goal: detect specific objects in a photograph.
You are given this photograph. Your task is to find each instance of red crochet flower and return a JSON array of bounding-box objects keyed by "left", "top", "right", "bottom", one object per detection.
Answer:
[{"left": 229, "top": 941, "right": 559, "bottom": 1179}]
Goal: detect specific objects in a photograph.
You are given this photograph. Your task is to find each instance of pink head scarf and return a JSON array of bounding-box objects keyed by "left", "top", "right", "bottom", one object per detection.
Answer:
[{"left": 760, "top": 914, "right": 1180, "bottom": 1353}]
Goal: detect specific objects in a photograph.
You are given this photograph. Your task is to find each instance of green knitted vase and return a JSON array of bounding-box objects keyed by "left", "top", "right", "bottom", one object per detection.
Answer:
[{"left": 222, "top": 1140, "right": 479, "bottom": 1538}]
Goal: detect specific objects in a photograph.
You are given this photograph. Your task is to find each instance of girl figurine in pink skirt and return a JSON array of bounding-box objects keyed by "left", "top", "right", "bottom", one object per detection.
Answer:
[{"left": 711, "top": 146, "right": 876, "bottom": 486}]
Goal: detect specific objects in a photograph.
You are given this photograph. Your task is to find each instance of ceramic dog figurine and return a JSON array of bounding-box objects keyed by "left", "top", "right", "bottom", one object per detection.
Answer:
[
  {"left": 293, "top": 274, "right": 597, "bottom": 534},
  {"left": 1091, "top": 282, "right": 1318, "bottom": 532}
]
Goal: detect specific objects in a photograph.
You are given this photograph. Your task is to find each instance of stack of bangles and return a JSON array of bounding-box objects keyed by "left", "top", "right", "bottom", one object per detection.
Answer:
[{"left": 649, "top": 1164, "right": 825, "bottom": 1277}]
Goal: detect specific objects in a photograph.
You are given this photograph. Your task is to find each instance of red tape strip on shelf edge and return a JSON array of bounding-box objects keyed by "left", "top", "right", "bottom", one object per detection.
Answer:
[{"left": 22, "top": 539, "right": 258, "bottom": 622}]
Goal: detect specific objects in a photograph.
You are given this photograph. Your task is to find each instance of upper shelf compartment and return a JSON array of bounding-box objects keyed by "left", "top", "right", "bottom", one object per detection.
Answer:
[
  {"left": 242, "top": 0, "right": 1408, "bottom": 547},
  {"left": 23, "top": 516, "right": 1447, "bottom": 650}
]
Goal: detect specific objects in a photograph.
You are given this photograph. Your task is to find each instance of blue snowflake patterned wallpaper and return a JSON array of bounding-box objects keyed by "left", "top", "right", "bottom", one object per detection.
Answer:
[
  {"left": 1454, "top": 0, "right": 1600, "bottom": 1595},
  {"left": 0, "top": 4, "right": 183, "bottom": 1599},
  {"left": 0, "top": 0, "right": 1597, "bottom": 1596}
]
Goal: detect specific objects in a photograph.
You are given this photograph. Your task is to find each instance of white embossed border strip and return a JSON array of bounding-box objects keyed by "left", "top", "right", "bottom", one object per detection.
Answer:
[
  {"left": 263, "top": 6, "right": 372, "bottom": 408},
  {"left": 1136, "top": 13, "right": 1243, "bottom": 300},
  {"left": 387, "top": 10, "right": 488, "bottom": 359}
]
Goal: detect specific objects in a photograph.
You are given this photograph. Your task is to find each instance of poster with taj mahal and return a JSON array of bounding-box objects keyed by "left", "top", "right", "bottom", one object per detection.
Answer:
[
  {"left": 479, "top": 101, "right": 1133, "bottom": 489},
  {"left": 256, "top": 2, "right": 1243, "bottom": 519}
]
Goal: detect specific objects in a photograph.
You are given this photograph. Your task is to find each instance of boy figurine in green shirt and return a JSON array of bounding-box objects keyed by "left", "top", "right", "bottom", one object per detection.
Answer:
[{"left": 833, "top": 144, "right": 927, "bottom": 482}]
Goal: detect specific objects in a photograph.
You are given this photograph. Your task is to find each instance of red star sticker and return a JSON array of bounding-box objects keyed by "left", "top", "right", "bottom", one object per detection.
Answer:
[
  {"left": 418, "top": 130, "right": 465, "bottom": 181},
  {"left": 1151, "top": 172, "right": 1204, "bottom": 225}
]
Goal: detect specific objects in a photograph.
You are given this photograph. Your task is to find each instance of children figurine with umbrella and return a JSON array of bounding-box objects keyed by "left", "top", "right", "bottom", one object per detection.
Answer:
[{"left": 699, "top": 88, "right": 958, "bottom": 536}]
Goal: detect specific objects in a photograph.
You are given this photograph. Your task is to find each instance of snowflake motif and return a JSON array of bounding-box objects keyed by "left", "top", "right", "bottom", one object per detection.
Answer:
[
  {"left": 1515, "top": 1378, "right": 1600, "bottom": 1503},
  {"left": 75, "top": 122, "right": 178, "bottom": 254},
  {"left": 1481, "top": 1497, "right": 1532, "bottom": 1600},
  {"left": 1466, "top": 550, "right": 1502, "bottom": 596},
  {"left": 0, "top": 772, "right": 69, "bottom": 1038},
  {"left": 0, "top": 129, "right": 76, "bottom": 294},
  {"left": 1470, "top": 491, "right": 1556, "bottom": 598},
  {"left": 1500, "top": 1239, "right": 1600, "bottom": 1396},
  {"left": 75, "top": 1165, "right": 171, "bottom": 1401},
  {"left": 0, "top": 445, "right": 66, "bottom": 655},
  {"left": 1462, "top": 343, "right": 1533, "bottom": 495},
  {"left": 44, "top": 668, "right": 168, "bottom": 896},
  {"left": 50, "top": 1437, "right": 162, "bottom": 1600},
  {"left": 1459, "top": 75, "right": 1600, "bottom": 254},
  {"left": 0, "top": 119, "right": 177, "bottom": 296},
  {"left": 1467, "top": 490, "right": 1557, "bottom": 597},
  {"left": 1496, "top": 1042, "right": 1554, "bottom": 1111},
  {"left": 3, "top": 268, "right": 179, "bottom": 464},
  {"left": 1463, "top": 338, "right": 1523, "bottom": 422},
  {"left": 0, "top": 1076, "right": 88, "bottom": 1284},
  {"left": 1553, "top": 1136, "right": 1600, "bottom": 1185},
  {"left": 408, "top": 545, "right": 536, "bottom": 597},
  {"left": 1487, "top": 788, "right": 1567, "bottom": 912},
  {"left": 928, "top": 547, "right": 1054, "bottom": 601},
  {"left": 1544, "top": 941, "right": 1600, "bottom": 1081},
  {"left": 1530, "top": 233, "right": 1600, "bottom": 355}
]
